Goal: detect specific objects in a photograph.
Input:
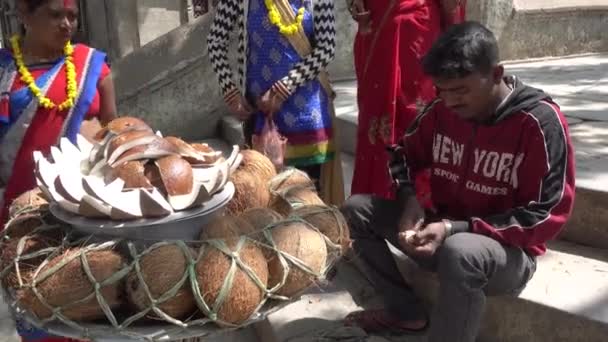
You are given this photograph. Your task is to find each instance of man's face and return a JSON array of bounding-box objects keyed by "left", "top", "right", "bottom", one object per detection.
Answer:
[{"left": 433, "top": 69, "right": 501, "bottom": 121}]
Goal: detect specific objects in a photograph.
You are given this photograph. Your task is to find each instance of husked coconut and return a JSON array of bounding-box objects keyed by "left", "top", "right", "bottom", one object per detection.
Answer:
[
  {"left": 291, "top": 205, "right": 351, "bottom": 253},
  {"left": 226, "top": 169, "right": 269, "bottom": 215},
  {"left": 127, "top": 244, "right": 196, "bottom": 319},
  {"left": 267, "top": 221, "right": 327, "bottom": 297},
  {"left": 269, "top": 168, "right": 314, "bottom": 194},
  {"left": 106, "top": 160, "right": 153, "bottom": 190},
  {"left": 112, "top": 138, "right": 178, "bottom": 167},
  {"left": 17, "top": 248, "right": 125, "bottom": 321},
  {"left": 196, "top": 239, "right": 268, "bottom": 325},
  {"left": 200, "top": 214, "right": 254, "bottom": 240}
]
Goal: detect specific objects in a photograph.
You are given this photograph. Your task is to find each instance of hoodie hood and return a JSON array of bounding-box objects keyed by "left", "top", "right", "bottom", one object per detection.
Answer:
[{"left": 492, "top": 76, "right": 553, "bottom": 124}]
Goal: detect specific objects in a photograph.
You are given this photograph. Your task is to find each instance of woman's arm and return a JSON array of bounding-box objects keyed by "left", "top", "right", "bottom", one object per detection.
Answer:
[
  {"left": 207, "top": 0, "right": 240, "bottom": 97},
  {"left": 97, "top": 73, "right": 117, "bottom": 125},
  {"left": 279, "top": 0, "right": 337, "bottom": 94}
]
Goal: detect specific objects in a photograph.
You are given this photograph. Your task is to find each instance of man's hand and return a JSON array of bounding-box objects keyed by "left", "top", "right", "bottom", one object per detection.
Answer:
[
  {"left": 401, "top": 221, "right": 448, "bottom": 258},
  {"left": 225, "top": 89, "right": 254, "bottom": 121},
  {"left": 396, "top": 195, "right": 425, "bottom": 251},
  {"left": 348, "top": 0, "right": 366, "bottom": 19},
  {"left": 257, "top": 82, "right": 289, "bottom": 116}
]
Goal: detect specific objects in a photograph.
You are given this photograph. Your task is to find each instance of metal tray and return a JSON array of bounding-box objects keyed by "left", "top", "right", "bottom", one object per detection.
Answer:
[{"left": 49, "top": 182, "right": 235, "bottom": 241}]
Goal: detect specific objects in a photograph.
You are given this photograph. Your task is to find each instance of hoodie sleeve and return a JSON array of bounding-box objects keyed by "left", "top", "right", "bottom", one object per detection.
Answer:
[
  {"left": 450, "top": 101, "right": 576, "bottom": 250},
  {"left": 388, "top": 101, "right": 438, "bottom": 196}
]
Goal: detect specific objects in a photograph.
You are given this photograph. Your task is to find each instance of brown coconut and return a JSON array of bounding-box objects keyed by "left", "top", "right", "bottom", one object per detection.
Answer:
[
  {"left": 226, "top": 169, "right": 270, "bottom": 215},
  {"left": 269, "top": 186, "right": 324, "bottom": 217},
  {"left": 127, "top": 244, "right": 196, "bottom": 319},
  {"left": 0, "top": 235, "right": 59, "bottom": 289},
  {"left": 106, "top": 130, "right": 156, "bottom": 159},
  {"left": 196, "top": 240, "right": 268, "bottom": 325},
  {"left": 112, "top": 138, "right": 178, "bottom": 167},
  {"left": 17, "top": 248, "right": 125, "bottom": 321},
  {"left": 106, "top": 160, "right": 153, "bottom": 190},
  {"left": 9, "top": 188, "right": 48, "bottom": 218},
  {"left": 238, "top": 208, "right": 283, "bottom": 257},
  {"left": 291, "top": 205, "right": 350, "bottom": 253},
  {"left": 267, "top": 221, "right": 327, "bottom": 297},
  {"left": 5, "top": 189, "right": 49, "bottom": 239},
  {"left": 239, "top": 150, "right": 277, "bottom": 185},
  {"left": 200, "top": 214, "right": 255, "bottom": 240},
  {"left": 269, "top": 168, "right": 314, "bottom": 194}
]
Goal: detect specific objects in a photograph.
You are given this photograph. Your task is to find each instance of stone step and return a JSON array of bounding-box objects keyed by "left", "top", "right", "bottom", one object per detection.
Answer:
[
  {"left": 334, "top": 53, "right": 608, "bottom": 250},
  {"left": 257, "top": 240, "right": 608, "bottom": 342}
]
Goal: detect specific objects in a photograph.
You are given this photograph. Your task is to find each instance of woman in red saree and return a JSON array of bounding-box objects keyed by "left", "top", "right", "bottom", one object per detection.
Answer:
[
  {"left": 349, "top": 0, "right": 466, "bottom": 207},
  {"left": 0, "top": 1, "right": 117, "bottom": 341}
]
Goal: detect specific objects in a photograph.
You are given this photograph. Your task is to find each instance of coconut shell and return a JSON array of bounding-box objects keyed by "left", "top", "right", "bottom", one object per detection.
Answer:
[
  {"left": 112, "top": 138, "right": 178, "bottom": 166},
  {"left": 226, "top": 169, "right": 270, "bottom": 215},
  {"left": 200, "top": 214, "right": 255, "bottom": 240},
  {"left": 107, "top": 160, "right": 153, "bottom": 190},
  {"left": 239, "top": 150, "right": 277, "bottom": 185},
  {"left": 106, "top": 117, "right": 153, "bottom": 135},
  {"left": 106, "top": 130, "right": 156, "bottom": 159},
  {"left": 127, "top": 244, "right": 196, "bottom": 319},
  {"left": 9, "top": 188, "right": 48, "bottom": 219},
  {"left": 269, "top": 168, "right": 314, "bottom": 194},
  {"left": 155, "top": 155, "right": 194, "bottom": 196},
  {"left": 267, "top": 221, "right": 327, "bottom": 297},
  {"left": 291, "top": 205, "right": 351, "bottom": 253},
  {"left": 17, "top": 248, "right": 125, "bottom": 321},
  {"left": 196, "top": 239, "right": 268, "bottom": 325}
]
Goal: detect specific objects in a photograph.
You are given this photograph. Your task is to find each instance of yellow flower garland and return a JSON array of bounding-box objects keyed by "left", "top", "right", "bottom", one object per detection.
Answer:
[
  {"left": 10, "top": 35, "right": 77, "bottom": 111},
  {"left": 264, "top": 0, "right": 305, "bottom": 36}
]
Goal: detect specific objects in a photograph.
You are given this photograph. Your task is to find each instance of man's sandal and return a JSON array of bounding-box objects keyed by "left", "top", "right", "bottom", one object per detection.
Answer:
[{"left": 343, "top": 309, "right": 429, "bottom": 335}]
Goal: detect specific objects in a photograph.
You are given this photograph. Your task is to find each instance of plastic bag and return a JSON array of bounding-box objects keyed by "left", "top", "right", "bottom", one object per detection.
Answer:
[{"left": 252, "top": 117, "right": 287, "bottom": 170}]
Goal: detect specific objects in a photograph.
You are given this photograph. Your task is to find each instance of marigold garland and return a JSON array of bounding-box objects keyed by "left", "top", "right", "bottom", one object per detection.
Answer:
[
  {"left": 264, "top": 0, "right": 305, "bottom": 36},
  {"left": 10, "top": 35, "right": 77, "bottom": 111}
]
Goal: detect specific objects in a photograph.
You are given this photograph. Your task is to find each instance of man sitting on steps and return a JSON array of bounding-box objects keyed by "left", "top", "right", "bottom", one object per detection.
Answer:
[{"left": 340, "top": 21, "right": 576, "bottom": 342}]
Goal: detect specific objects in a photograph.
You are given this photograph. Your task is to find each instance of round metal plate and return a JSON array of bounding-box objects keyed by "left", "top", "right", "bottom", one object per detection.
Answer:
[{"left": 49, "top": 182, "right": 235, "bottom": 241}]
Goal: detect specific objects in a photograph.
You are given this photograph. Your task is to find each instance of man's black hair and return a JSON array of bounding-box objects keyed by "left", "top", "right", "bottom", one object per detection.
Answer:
[{"left": 422, "top": 21, "right": 499, "bottom": 79}]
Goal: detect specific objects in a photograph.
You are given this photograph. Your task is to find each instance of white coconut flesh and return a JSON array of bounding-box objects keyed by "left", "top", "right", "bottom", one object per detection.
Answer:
[
  {"left": 36, "top": 156, "right": 59, "bottom": 190},
  {"left": 88, "top": 132, "right": 115, "bottom": 164},
  {"left": 76, "top": 134, "right": 94, "bottom": 157},
  {"left": 50, "top": 146, "right": 65, "bottom": 167},
  {"left": 56, "top": 172, "right": 85, "bottom": 203},
  {"left": 108, "top": 190, "right": 144, "bottom": 219},
  {"left": 59, "top": 137, "right": 83, "bottom": 166}
]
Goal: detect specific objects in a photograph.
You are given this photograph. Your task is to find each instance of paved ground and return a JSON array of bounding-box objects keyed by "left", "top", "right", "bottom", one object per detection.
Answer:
[{"left": 1, "top": 53, "right": 606, "bottom": 341}]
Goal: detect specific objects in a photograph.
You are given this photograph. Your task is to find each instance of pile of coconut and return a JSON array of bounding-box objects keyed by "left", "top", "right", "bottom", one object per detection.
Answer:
[
  {"left": 0, "top": 144, "right": 352, "bottom": 335},
  {"left": 33, "top": 117, "right": 242, "bottom": 220}
]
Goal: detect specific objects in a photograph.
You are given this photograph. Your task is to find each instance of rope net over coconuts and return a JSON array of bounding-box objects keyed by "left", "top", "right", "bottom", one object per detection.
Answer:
[{"left": 0, "top": 118, "right": 351, "bottom": 341}]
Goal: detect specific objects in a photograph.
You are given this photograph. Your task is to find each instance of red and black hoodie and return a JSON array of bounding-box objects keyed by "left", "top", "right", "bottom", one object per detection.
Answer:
[{"left": 390, "top": 77, "right": 576, "bottom": 256}]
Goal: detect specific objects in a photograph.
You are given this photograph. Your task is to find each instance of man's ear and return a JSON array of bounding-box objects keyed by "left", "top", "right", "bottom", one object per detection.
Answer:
[{"left": 493, "top": 65, "right": 505, "bottom": 84}]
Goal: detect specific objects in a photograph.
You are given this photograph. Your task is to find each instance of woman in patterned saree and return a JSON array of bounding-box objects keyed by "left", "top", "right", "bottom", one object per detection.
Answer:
[
  {"left": 208, "top": 0, "right": 344, "bottom": 205},
  {"left": 349, "top": 0, "right": 466, "bottom": 207},
  {"left": 0, "top": 1, "right": 116, "bottom": 340}
]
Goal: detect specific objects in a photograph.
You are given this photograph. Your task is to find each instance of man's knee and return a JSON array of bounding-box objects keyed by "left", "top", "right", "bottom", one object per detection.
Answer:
[
  {"left": 340, "top": 194, "right": 375, "bottom": 237},
  {"left": 437, "top": 233, "right": 492, "bottom": 283}
]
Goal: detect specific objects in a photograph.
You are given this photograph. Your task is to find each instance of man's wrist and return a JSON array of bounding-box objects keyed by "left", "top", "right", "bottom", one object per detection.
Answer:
[{"left": 443, "top": 219, "right": 471, "bottom": 237}]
